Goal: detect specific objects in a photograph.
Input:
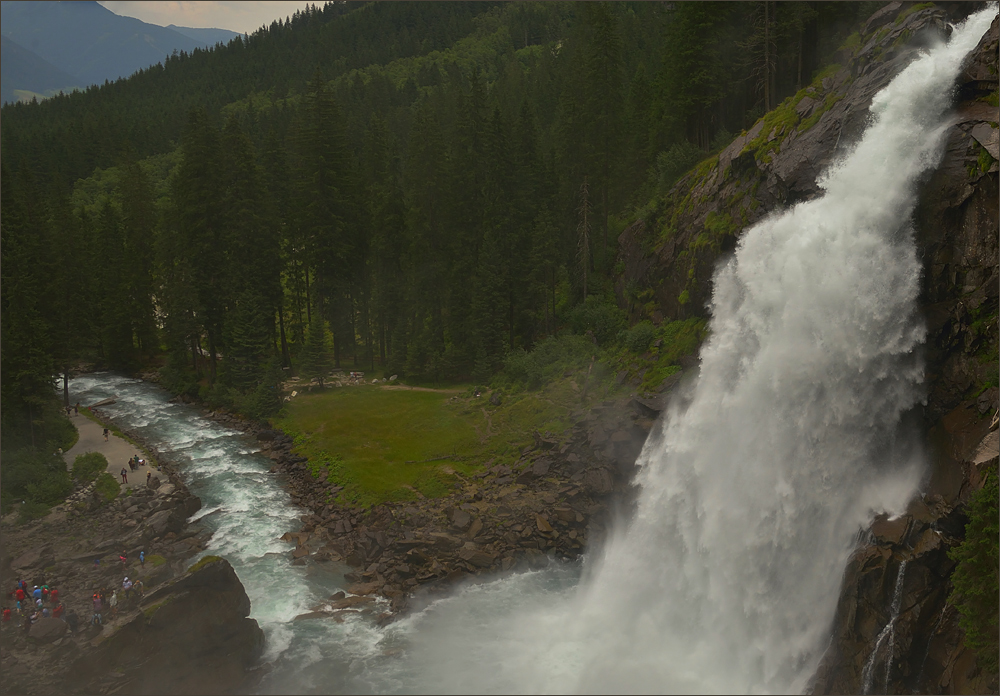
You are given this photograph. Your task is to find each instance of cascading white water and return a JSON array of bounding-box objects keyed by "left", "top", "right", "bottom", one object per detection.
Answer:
[
  {"left": 389, "top": 8, "right": 997, "bottom": 695},
  {"left": 861, "top": 560, "right": 908, "bottom": 695}
]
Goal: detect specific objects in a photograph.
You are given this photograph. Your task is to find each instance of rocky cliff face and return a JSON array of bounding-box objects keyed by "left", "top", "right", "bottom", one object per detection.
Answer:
[{"left": 615, "top": 3, "right": 998, "bottom": 693}]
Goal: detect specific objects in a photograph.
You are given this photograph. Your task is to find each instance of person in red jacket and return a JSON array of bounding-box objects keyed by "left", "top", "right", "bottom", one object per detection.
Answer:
[
  {"left": 14, "top": 588, "right": 24, "bottom": 604},
  {"left": 2, "top": 607, "right": 11, "bottom": 622},
  {"left": 52, "top": 603, "right": 65, "bottom": 619},
  {"left": 49, "top": 588, "right": 58, "bottom": 606}
]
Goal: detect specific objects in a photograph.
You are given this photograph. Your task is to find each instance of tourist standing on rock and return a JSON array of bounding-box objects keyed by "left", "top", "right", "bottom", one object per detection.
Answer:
[
  {"left": 109, "top": 590, "right": 118, "bottom": 619},
  {"left": 14, "top": 587, "right": 24, "bottom": 605},
  {"left": 53, "top": 603, "right": 64, "bottom": 619},
  {"left": 2, "top": 607, "right": 10, "bottom": 623},
  {"left": 122, "top": 577, "right": 132, "bottom": 600},
  {"left": 146, "top": 470, "right": 152, "bottom": 486},
  {"left": 49, "top": 587, "right": 58, "bottom": 606},
  {"left": 120, "top": 551, "right": 127, "bottom": 568},
  {"left": 65, "top": 610, "right": 79, "bottom": 634},
  {"left": 92, "top": 594, "right": 102, "bottom": 625},
  {"left": 139, "top": 551, "right": 145, "bottom": 568},
  {"left": 120, "top": 467, "right": 128, "bottom": 484}
]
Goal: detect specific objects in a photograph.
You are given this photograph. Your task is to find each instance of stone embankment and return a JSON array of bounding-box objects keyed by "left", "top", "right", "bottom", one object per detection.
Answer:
[{"left": 0, "top": 431, "right": 264, "bottom": 696}]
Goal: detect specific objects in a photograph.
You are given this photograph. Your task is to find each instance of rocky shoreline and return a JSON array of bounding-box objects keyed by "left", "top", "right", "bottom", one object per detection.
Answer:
[{"left": 0, "top": 420, "right": 265, "bottom": 696}]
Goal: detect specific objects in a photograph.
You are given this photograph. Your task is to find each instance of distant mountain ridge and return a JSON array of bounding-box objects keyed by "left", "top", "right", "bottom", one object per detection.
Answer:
[
  {"left": 0, "top": 35, "right": 77, "bottom": 105},
  {"left": 167, "top": 25, "right": 242, "bottom": 48},
  {"left": 0, "top": 1, "right": 236, "bottom": 103}
]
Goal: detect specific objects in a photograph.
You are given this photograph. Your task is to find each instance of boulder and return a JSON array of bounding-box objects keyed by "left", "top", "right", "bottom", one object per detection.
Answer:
[
  {"left": 29, "top": 617, "right": 68, "bottom": 643},
  {"left": 68, "top": 557, "right": 264, "bottom": 695},
  {"left": 450, "top": 509, "right": 472, "bottom": 530}
]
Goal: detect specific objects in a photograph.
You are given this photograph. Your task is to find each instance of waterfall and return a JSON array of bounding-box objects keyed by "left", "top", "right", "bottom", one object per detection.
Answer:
[
  {"left": 861, "top": 560, "right": 908, "bottom": 695},
  {"left": 393, "top": 9, "right": 997, "bottom": 695}
]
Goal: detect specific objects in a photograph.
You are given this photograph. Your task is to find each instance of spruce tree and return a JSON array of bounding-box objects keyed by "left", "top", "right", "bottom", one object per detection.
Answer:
[{"left": 299, "top": 311, "right": 332, "bottom": 387}]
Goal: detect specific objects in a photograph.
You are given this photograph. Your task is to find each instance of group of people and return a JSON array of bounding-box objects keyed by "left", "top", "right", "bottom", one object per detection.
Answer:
[
  {"left": 4, "top": 548, "right": 152, "bottom": 635},
  {"left": 91, "top": 573, "right": 145, "bottom": 625},
  {"left": 3, "top": 578, "right": 75, "bottom": 634},
  {"left": 120, "top": 454, "right": 147, "bottom": 484}
]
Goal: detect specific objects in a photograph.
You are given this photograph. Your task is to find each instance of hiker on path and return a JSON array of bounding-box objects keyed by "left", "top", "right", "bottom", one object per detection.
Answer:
[
  {"left": 49, "top": 587, "right": 58, "bottom": 606},
  {"left": 147, "top": 471, "right": 152, "bottom": 486},
  {"left": 92, "top": 594, "right": 102, "bottom": 625},
  {"left": 121, "top": 467, "right": 128, "bottom": 484},
  {"left": 74, "top": 402, "right": 80, "bottom": 415},
  {"left": 109, "top": 590, "right": 118, "bottom": 619},
  {"left": 104, "top": 428, "right": 110, "bottom": 442},
  {"left": 139, "top": 551, "right": 145, "bottom": 568}
]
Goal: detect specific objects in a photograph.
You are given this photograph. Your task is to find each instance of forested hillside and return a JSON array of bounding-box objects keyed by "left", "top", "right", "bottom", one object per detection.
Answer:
[{"left": 1, "top": 1, "right": 882, "bottom": 455}]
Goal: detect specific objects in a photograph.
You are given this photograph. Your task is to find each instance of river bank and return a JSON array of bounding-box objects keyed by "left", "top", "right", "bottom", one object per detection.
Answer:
[{"left": 0, "top": 405, "right": 265, "bottom": 696}]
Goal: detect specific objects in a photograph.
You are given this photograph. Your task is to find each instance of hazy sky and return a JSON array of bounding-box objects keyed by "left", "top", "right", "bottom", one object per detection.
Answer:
[{"left": 100, "top": 1, "right": 317, "bottom": 35}]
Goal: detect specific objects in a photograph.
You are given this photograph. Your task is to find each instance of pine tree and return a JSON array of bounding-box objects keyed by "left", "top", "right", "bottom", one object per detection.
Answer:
[{"left": 299, "top": 311, "right": 332, "bottom": 387}]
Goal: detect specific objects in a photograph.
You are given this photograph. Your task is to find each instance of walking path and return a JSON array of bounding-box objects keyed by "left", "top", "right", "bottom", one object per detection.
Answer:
[{"left": 62, "top": 411, "right": 157, "bottom": 490}]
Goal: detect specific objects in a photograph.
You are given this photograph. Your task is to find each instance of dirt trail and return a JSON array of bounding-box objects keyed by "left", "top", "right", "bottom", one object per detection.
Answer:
[
  {"left": 378, "top": 385, "right": 463, "bottom": 393},
  {"left": 61, "top": 411, "right": 158, "bottom": 490}
]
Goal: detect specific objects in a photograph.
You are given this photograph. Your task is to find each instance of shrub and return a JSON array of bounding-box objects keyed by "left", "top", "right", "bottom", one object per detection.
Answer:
[
  {"left": 499, "top": 335, "right": 596, "bottom": 390},
  {"left": 622, "top": 320, "right": 657, "bottom": 354},
  {"left": 94, "top": 473, "right": 120, "bottom": 503},
  {"left": 72, "top": 452, "right": 109, "bottom": 483},
  {"left": 948, "top": 462, "right": 999, "bottom": 673},
  {"left": 17, "top": 501, "right": 51, "bottom": 524},
  {"left": 567, "top": 297, "right": 627, "bottom": 346},
  {"left": 0, "top": 448, "right": 73, "bottom": 513}
]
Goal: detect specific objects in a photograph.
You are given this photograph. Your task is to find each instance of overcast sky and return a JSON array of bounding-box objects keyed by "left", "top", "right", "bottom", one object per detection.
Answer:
[{"left": 99, "top": 1, "right": 317, "bottom": 35}]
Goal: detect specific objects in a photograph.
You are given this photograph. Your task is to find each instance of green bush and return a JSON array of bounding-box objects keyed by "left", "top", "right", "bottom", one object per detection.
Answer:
[
  {"left": 72, "top": 452, "right": 109, "bottom": 483},
  {"left": 0, "top": 448, "right": 73, "bottom": 513},
  {"left": 622, "top": 320, "right": 657, "bottom": 354},
  {"left": 17, "top": 500, "right": 51, "bottom": 524},
  {"left": 567, "top": 297, "right": 627, "bottom": 346},
  {"left": 94, "top": 472, "right": 120, "bottom": 503},
  {"left": 948, "top": 462, "right": 999, "bottom": 673},
  {"left": 499, "top": 335, "right": 596, "bottom": 390}
]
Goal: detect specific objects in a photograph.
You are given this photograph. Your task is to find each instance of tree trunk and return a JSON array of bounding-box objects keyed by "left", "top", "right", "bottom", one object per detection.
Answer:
[
  {"left": 63, "top": 368, "right": 70, "bottom": 408},
  {"left": 278, "top": 305, "right": 292, "bottom": 372},
  {"left": 209, "top": 336, "right": 217, "bottom": 383}
]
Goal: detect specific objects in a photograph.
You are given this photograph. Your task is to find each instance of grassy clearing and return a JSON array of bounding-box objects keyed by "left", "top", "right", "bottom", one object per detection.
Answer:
[{"left": 274, "top": 381, "right": 579, "bottom": 508}]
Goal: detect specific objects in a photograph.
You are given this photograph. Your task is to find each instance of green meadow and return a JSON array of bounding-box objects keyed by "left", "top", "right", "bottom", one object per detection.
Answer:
[{"left": 273, "top": 381, "right": 586, "bottom": 508}]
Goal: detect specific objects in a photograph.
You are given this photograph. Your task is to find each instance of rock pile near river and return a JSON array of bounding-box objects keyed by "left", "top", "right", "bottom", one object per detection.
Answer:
[{"left": 0, "top": 447, "right": 264, "bottom": 696}]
